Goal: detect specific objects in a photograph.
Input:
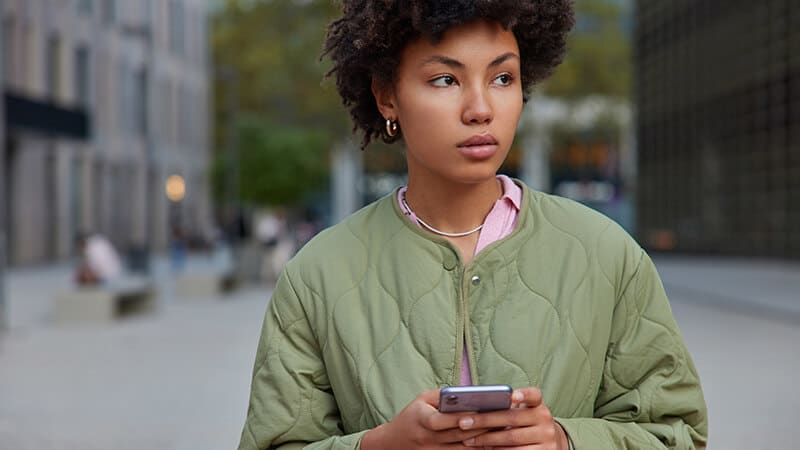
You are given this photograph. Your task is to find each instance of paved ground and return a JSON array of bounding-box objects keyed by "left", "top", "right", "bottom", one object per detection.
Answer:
[
  {"left": 654, "top": 255, "right": 800, "bottom": 450},
  {"left": 0, "top": 254, "right": 797, "bottom": 449}
]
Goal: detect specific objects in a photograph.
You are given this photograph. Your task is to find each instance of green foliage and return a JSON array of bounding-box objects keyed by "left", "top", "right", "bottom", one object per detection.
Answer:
[
  {"left": 212, "top": 115, "right": 329, "bottom": 208},
  {"left": 212, "top": 0, "right": 346, "bottom": 147},
  {"left": 211, "top": 0, "right": 347, "bottom": 208},
  {"left": 542, "top": 0, "right": 631, "bottom": 100}
]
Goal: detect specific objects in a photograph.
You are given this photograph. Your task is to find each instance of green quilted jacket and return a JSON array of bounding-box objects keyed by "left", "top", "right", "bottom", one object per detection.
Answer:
[{"left": 239, "top": 184, "right": 708, "bottom": 449}]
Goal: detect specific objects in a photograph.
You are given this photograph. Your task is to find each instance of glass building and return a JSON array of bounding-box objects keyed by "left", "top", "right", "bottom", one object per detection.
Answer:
[{"left": 634, "top": 0, "right": 800, "bottom": 258}]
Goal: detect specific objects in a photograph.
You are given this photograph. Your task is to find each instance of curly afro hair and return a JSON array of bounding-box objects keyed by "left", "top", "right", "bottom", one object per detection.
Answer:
[{"left": 323, "top": 0, "right": 575, "bottom": 149}]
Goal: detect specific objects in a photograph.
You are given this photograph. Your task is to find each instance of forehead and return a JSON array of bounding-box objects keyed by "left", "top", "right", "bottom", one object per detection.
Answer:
[{"left": 401, "top": 19, "right": 520, "bottom": 67}]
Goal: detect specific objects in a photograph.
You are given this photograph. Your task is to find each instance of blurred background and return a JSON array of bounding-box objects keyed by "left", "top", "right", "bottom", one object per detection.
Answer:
[{"left": 0, "top": 0, "right": 797, "bottom": 449}]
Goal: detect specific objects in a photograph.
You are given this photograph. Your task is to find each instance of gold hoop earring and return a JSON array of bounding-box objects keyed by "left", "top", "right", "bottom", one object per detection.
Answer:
[{"left": 386, "top": 119, "right": 399, "bottom": 137}]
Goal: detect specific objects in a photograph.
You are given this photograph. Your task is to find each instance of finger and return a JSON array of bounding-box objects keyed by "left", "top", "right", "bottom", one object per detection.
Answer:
[
  {"left": 463, "top": 424, "right": 557, "bottom": 447},
  {"left": 457, "top": 406, "right": 538, "bottom": 431},
  {"left": 511, "top": 387, "right": 543, "bottom": 407},
  {"left": 425, "top": 410, "right": 474, "bottom": 431},
  {"left": 459, "top": 401, "right": 555, "bottom": 432},
  {"left": 431, "top": 427, "right": 490, "bottom": 444}
]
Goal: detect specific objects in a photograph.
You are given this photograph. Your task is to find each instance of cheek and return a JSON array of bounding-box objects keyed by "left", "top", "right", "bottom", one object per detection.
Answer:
[
  {"left": 398, "top": 94, "right": 458, "bottom": 139},
  {"left": 497, "top": 95, "right": 524, "bottom": 131},
  {"left": 400, "top": 86, "right": 455, "bottom": 116},
  {"left": 498, "top": 89, "right": 524, "bottom": 117}
]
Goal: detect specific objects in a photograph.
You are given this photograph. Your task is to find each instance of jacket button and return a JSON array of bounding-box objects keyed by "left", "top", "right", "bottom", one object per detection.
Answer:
[
  {"left": 471, "top": 275, "right": 480, "bottom": 286},
  {"left": 443, "top": 253, "right": 457, "bottom": 271}
]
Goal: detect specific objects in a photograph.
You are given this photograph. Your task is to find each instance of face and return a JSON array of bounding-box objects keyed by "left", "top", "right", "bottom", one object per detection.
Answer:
[{"left": 374, "top": 20, "right": 523, "bottom": 187}]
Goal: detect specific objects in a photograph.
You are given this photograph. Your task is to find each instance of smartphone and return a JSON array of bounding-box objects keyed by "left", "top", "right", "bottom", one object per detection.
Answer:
[{"left": 438, "top": 385, "right": 513, "bottom": 413}]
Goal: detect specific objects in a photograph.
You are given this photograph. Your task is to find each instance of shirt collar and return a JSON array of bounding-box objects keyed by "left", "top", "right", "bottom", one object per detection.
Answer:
[{"left": 497, "top": 174, "right": 522, "bottom": 211}]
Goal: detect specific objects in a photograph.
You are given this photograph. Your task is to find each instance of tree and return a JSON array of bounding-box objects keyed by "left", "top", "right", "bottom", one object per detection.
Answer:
[
  {"left": 542, "top": 0, "right": 632, "bottom": 101},
  {"left": 211, "top": 116, "right": 328, "bottom": 208},
  {"left": 211, "top": 0, "right": 346, "bottom": 208}
]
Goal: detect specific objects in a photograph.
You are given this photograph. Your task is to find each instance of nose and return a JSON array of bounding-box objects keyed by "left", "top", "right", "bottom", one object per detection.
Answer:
[{"left": 461, "top": 85, "right": 493, "bottom": 125}]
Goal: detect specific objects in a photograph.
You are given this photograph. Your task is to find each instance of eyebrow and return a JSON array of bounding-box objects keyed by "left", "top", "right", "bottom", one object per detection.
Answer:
[{"left": 420, "top": 52, "right": 519, "bottom": 69}]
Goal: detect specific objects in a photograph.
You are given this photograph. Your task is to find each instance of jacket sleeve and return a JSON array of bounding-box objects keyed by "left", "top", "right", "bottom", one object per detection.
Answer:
[
  {"left": 238, "top": 270, "right": 368, "bottom": 450},
  {"left": 557, "top": 251, "right": 708, "bottom": 449}
]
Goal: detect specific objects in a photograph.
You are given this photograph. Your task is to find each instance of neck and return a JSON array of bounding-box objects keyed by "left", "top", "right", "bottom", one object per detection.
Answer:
[{"left": 404, "top": 175, "right": 502, "bottom": 234}]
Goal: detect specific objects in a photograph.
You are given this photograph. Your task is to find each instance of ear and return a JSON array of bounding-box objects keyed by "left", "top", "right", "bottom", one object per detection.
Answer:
[{"left": 371, "top": 77, "right": 397, "bottom": 120}]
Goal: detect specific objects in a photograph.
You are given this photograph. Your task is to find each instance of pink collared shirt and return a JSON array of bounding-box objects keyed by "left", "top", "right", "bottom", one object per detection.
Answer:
[{"left": 397, "top": 175, "right": 522, "bottom": 385}]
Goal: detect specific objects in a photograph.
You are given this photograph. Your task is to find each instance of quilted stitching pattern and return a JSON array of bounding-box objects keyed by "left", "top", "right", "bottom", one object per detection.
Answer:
[
  {"left": 291, "top": 189, "right": 626, "bottom": 424},
  {"left": 241, "top": 183, "right": 707, "bottom": 449}
]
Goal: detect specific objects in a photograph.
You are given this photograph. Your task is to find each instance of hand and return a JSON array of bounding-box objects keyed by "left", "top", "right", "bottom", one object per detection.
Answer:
[
  {"left": 457, "top": 387, "right": 569, "bottom": 449},
  {"left": 361, "top": 389, "right": 491, "bottom": 450}
]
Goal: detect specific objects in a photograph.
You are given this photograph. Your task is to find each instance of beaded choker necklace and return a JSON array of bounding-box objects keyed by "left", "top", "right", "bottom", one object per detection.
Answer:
[{"left": 401, "top": 191, "right": 483, "bottom": 238}]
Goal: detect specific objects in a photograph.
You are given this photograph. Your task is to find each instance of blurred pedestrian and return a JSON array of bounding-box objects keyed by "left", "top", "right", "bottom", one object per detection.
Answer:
[
  {"left": 169, "top": 225, "right": 187, "bottom": 274},
  {"left": 74, "top": 232, "right": 122, "bottom": 285},
  {"left": 239, "top": 2, "right": 707, "bottom": 450},
  {"left": 255, "top": 209, "right": 287, "bottom": 283},
  {"left": 293, "top": 208, "right": 320, "bottom": 248}
]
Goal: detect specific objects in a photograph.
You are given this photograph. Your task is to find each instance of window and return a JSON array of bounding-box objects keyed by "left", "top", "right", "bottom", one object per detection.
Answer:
[
  {"left": 94, "top": 53, "right": 110, "bottom": 130},
  {"left": 135, "top": 69, "right": 148, "bottom": 136},
  {"left": 169, "top": 0, "right": 185, "bottom": 56},
  {"left": 74, "top": 46, "right": 90, "bottom": 108},
  {"left": 180, "top": 84, "right": 191, "bottom": 146},
  {"left": 46, "top": 35, "right": 62, "bottom": 101},
  {"left": 16, "top": 24, "right": 36, "bottom": 92},
  {"left": 101, "top": 0, "right": 116, "bottom": 25},
  {"left": 142, "top": 0, "right": 151, "bottom": 26},
  {"left": 2, "top": 16, "right": 13, "bottom": 83},
  {"left": 76, "top": 0, "right": 93, "bottom": 16},
  {"left": 118, "top": 63, "right": 131, "bottom": 134}
]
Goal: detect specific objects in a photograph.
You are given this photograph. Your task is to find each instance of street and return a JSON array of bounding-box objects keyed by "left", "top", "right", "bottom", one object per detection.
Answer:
[{"left": 0, "top": 256, "right": 798, "bottom": 449}]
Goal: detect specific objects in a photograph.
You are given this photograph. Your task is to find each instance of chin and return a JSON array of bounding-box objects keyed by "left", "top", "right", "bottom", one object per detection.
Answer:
[{"left": 450, "top": 167, "right": 504, "bottom": 185}]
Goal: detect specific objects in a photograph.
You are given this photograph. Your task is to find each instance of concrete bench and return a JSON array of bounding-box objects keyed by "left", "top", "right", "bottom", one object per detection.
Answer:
[
  {"left": 175, "top": 270, "right": 238, "bottom": 298},
  {"left": 54, "top": 277, "right": 156, "bottom": 324}
]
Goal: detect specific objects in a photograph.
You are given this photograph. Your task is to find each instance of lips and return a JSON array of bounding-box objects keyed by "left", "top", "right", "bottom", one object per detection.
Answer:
[
  {"left": 457, "top": 134, "right": 498, "bottom": 147},
  {"left": 457, "top": 134, "right": 499, "bottom": 160}
]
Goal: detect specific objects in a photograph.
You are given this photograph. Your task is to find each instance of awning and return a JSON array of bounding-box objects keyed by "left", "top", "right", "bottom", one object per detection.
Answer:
[{"left": 4, "top": 91, "right": 91, "bottom": 139}]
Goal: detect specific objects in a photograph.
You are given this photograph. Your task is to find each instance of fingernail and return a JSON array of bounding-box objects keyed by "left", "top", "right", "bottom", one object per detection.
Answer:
[
  {"left": 512, "top": 392, "right": 524, "bottom": 401},
  {"left": 460, "top": 417, "right": 474, "bottom": 429},
  {"left": 464, "top": 438, "right": 475, "bottom": 445}
]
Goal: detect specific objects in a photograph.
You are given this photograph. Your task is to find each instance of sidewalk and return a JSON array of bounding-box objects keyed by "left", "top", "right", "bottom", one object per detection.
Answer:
[
  {"left": 0, "top": 283, "right": 270, "bottom": 450},
  {"left": 0, "top": 252, "right": 269, "bottom": 450},
  {"left": 0, "top": 254, "right": 797, "bottom": 449},
  {"left": 652, "top": 255, "right": 800, "bottom": 321}
]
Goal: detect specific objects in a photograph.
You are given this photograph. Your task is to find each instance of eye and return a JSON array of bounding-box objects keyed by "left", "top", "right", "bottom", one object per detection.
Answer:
[
  {"left": 493, "top": 73, "right": 514, "bottom": 86},
  {"left": 431, "top": 75, "right": 457, "bottom": 87}
]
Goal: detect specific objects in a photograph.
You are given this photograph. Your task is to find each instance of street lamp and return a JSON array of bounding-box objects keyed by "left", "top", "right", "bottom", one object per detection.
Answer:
[{"left": 165, "top": 174, "right": 186, "bottom": 203}]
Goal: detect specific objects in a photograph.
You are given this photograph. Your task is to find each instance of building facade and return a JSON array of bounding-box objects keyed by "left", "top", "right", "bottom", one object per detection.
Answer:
[
  {"left": 2, "top": 0, "right": 211, "bottom": 266},
  {"left": 635, "top": 0, "right": 800, "bottom": 258}
]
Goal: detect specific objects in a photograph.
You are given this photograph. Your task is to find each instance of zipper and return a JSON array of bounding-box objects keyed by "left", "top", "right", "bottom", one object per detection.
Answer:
[
  {"left": 453, "top": 265, "right": 465, "bottom": 386},
  {"left": 461, "top": 266, "right": 477, "bottom": 385},
  {"left": 453, "top": 260, "right": 478, "bottom": 386}
]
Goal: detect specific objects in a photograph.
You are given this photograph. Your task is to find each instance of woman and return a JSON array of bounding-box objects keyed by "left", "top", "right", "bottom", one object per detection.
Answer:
[{"left": 239, "top": 1, "right": 708, "bottom": 449}]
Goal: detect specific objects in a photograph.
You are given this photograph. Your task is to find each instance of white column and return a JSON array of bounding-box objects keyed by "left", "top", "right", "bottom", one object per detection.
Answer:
[
  {"left": 12, "top": 137, "right": 49, "bottom": 264},
  {"left": 521, "top": 132, "right": 550, "bottom": 193},
  {"left": 55, "top": 141, "right": 73, "bottom": 259},
  {"left": 331, "top": 140, "right": 363, "bottom": 224}
]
